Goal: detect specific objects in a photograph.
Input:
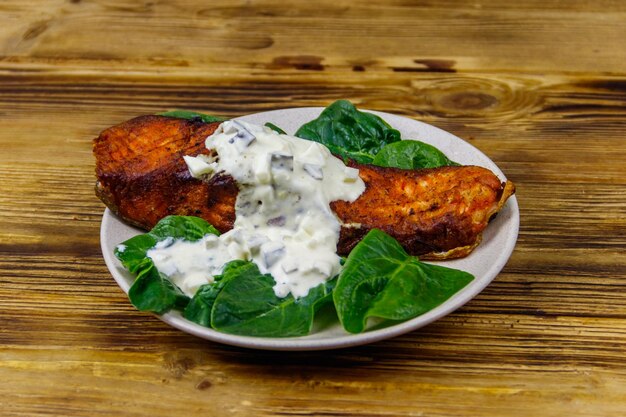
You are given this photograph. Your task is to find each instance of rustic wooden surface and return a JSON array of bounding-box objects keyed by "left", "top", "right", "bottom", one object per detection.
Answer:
[{"left": 1, "top": 1, "right": 625, "bottom": 416}]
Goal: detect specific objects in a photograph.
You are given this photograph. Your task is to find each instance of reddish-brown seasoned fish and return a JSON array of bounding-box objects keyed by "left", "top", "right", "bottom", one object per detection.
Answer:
[
  {"left": 333, "top": 163, "right": 515, "bottom": 259},
  {"left": 94, "top": 115, "right": 236, "bottom": 232},
  {"left": 94, "top": 115, "right": 514, "bottom": 259}
]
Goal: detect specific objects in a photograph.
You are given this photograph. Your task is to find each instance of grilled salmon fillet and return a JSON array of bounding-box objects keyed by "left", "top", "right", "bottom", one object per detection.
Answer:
[{"left": 94, "top": 115, "right": 514, "bottom": 259}]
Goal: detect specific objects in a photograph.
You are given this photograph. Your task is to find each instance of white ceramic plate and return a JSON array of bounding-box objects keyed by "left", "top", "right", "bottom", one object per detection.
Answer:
[{"left": 100, "top": 107, "right": 519, "bottom": 351}]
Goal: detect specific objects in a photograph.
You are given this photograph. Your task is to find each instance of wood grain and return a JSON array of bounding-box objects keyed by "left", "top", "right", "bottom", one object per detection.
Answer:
[
  {"left": 1, "top": 0, "right": 626, "bottom": 75},
  {"left": 1, "top": 1, "right": 625, "bottom": 416}
]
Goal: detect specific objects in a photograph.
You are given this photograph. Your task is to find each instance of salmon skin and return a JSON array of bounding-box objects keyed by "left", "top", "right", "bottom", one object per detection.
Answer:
[{"left": 94, "top": 115, "right": 515, "bottom": 259}]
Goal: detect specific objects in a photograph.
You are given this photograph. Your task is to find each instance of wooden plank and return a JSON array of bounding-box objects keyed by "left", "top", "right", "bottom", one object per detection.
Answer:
[
  {"left": 1, "top": 344, "right": 625, "bottom": 417},
  {"left": 0, "top": 1, "right": 625, "bottom": 74}
]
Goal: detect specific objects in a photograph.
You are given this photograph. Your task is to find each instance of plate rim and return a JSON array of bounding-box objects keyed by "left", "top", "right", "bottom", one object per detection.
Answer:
[{"left": 100, "top": 106, "right": 520, "bottom": 351}]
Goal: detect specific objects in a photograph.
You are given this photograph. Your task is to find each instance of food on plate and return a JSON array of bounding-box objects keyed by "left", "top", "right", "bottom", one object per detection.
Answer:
[
  {"left": 144, "top": 119, "right": 368, "bottom": 300},
  {"left": 115, "top": 216, "right": 474, "bottom": 336},
  {"left": 93, "top": 115, "right": 223, "bottom": 231},
  {"left": 94, "top": 116, "right": 514, "bottom": 260},
  {"left": 95, "top": 101, "right": 515, "bottom": 337}
]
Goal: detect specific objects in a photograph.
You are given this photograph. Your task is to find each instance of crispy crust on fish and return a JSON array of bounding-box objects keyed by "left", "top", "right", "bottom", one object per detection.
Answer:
[
  {"left": 332, "top": 164, "right": 515, "bottom": 259},
  {"left": 94, "top": 115, "right": 515, "bottom": 259},
  {"left": 94, "top": 115, "right": 236, "bottom": 232}
]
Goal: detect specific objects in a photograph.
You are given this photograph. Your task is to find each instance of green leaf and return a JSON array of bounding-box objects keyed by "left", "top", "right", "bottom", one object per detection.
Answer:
[
  {"left": 128, "top": 263, "right": 190, "bottom": 314},
  {"left": 115, "top": 234, "right": 158, "bottom": 275},
  {"left": 114, "top": 216, "right": 221, "bottom": 314},
  {"left": 149, "top": 215, "right": 220, "bottom": 241},
  {"left": 158, "top": 110, "right": 227, "bottom": 124},
  {"left": 209, "top": 262, "right": 335, "bottom": 337},
  {"left": 372, "top": 140, "right": 460, "bottom": 169},
  {"left": 115, "top": 216, "right": 220, "bottom": 275},
  {"left": 183, "top": 260, "right": 249, "bottom": 326},
  {"left": 182, "top": 284, "right": 216, "bottom": 327},
  {"left": 295, "top": 100, "right": 401, "bottom": 163},
  {"left": 333, "top": 229, "right": 474, "bottom": 333},
  {"left": 264, "top": 122, "right": 287, "bottom": 135}
]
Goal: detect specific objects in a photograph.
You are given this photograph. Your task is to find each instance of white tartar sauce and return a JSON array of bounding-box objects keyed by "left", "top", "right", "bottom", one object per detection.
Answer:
[{"left": 145, "top": 120, "right": 365, "bottom": 298}]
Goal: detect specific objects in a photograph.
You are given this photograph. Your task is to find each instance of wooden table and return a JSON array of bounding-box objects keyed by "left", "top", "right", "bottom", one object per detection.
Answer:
[{"left": 1, "top": 1, "right": 625, "bottom": 416}]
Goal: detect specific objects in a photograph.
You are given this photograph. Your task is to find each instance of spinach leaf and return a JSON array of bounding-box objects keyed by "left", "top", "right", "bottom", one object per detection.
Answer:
[
  {"left": 114, "top": 216, "right": 220, "bottom": 313},
  {"left": 373, "top": 140, "right": 460, "bottom": 169},
  {"left": 115, "top": 216, "right": 220, "bottom": 273},
  {"left": 264, "top": 122, "right": 287, "bottom": 135},
  {"left": 149, "top": 215, "right": 221, "bottom": 241},
  {"left": 295, "top": 100, "right": 401, "bottom": 163},
  {"left": 209, "top": 262, "right": 335, "bottom": 337},
  {"left": 128, "top": 262, "right": 190, "bottom": 314},
  {"left": 158, "top": 110, "right": 227, "bottom": 124},
  {"left": 183, "top": 260, "right": 249, "bottom": 327},
  {"left": 115, "top": 233, "right": 158, "bottom": 275},
  {"left": 333, "top": 229, "right": 474, "bottom": 333}
]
